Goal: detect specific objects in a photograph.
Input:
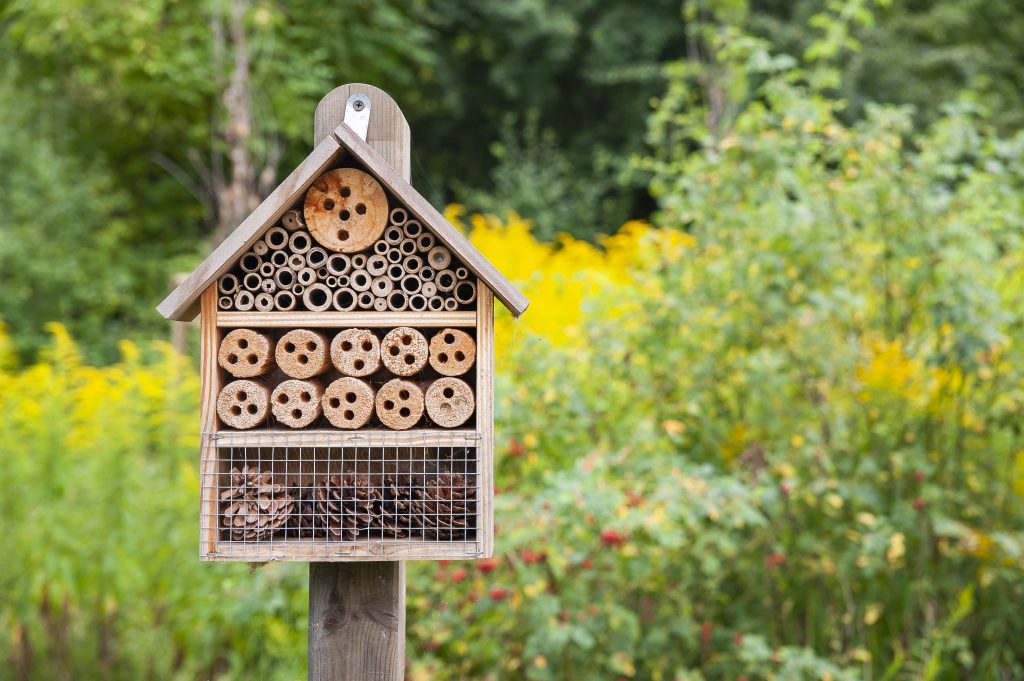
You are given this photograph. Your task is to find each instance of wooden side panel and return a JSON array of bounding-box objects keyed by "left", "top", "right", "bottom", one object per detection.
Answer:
[
  {"left": 199, "top": 285, "right": 220, "bottom": 557},
  {"left": 476, "top": 282, "right": 495, "bottom": 557}
]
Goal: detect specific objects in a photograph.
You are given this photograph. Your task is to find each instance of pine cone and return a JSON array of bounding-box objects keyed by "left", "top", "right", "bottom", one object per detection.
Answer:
[
  {"left": 378, "top": 474, "right": 412, "bottom": 538},
  {"left": 220, "top": 467, "right": 295, "bottom": 541},
  {"left": 285, "top": 487, "right": 317, "bottom": 538},
  {"left": 409, "top": 472, "right": 476, "bottom": 540},
  {"left": 315, "top": 474, "right": 381, "bottom": 540}
]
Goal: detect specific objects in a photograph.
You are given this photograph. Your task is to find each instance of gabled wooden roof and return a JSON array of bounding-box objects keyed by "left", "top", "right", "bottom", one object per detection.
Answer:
[{"left": 157, "top": 121, "right": 530, "bottom": 321}]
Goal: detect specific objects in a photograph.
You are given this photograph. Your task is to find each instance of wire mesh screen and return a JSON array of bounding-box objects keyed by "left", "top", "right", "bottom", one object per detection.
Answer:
[{"left": 201, "top": 431, "right": 482, "bottom": 559}]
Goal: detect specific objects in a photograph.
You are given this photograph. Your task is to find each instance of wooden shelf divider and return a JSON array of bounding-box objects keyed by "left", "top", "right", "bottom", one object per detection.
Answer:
[
  {"left": 217, "top": 310, "right": 476, "bottom": 328},
  {"left": 210, "top": 428, "right": 480, "bottom": 448}
]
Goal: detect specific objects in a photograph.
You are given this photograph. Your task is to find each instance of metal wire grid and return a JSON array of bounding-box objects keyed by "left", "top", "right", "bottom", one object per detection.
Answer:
[{"left": 202, "top": 431, "right": 482, "bottom": 554}]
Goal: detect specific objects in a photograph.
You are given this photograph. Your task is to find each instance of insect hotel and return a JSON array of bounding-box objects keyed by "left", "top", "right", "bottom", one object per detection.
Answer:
[{"left": 157, "top": 86, "right": 528, "bottom": 563}]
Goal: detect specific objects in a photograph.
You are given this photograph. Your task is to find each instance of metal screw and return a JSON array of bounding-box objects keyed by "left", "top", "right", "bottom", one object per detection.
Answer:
[{"left": 353, "top": 98, "right": 366, "bottom": 111}]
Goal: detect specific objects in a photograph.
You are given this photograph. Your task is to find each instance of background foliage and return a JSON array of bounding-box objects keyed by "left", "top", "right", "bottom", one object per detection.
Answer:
[{"left": 2, "top": 0, "right": 1024, "bottom": 679}]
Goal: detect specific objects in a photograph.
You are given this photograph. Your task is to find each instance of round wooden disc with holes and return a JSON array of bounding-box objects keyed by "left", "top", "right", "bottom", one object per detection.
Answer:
[
  {"left": 271, "top": 379, "right": 324, "bottom": 428},
  {"left": 330, "top": 328, "right": 381, "bottom": 377},
  {"left": 217, "top": 380, "right": 271, "bottom": 429},
  {"left": 303, "top": 168, "right": 388, "bottom": 253},
  {"left": 276, "top": 329, "right": 331, "bottom": 379},
  {"left": 218, "top": 329, "right": 275, "bottom": 378},
  {"left": 380, "top": 327, "right": 428, "bottom": 376},
  {"left": 425, "top": 377, "right": 475, "bottom": 428},
  {"left": 428, "top": 328, "right": 476, "bottom": 376},
  {"left": 376, "top": 379, "right": 424, "bottom": 430},
  {"left": 323, "top": 377, "right": 375, "bottom": 429}
]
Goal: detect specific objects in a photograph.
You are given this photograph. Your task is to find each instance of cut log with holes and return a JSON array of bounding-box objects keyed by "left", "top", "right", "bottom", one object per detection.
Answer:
[
  {"left": 425, "top": 377, "right": 475, "bottom": 428},
  {"left": 282, "top": 209, "right": 305, "bottom": 231},
  {"left": 304, "top": 168, "right": 388, "bottom": 253},
  {"left": 217, "top": 379, "right": 270, "bottom": 429},
  {"left": 276, "top": 329, "right": 331, "bottom": 379},
  {"left": 218, "top": 327, "right": 272, "bottom": 376},
  {"left": 428, "top": 328, "right": 476, "bottom": 376},
  {"left": 375, "top": 379, "right": 424, "bottom": 430},
  {"left": 330, "top": 328, "right": 380, "bottom": 377},
  {"left": 271, "top": 379, "right": 324, "bottom": 428},
  {"left": 303, "top": 283, "right": 333, "bottom": 312},
  {"left": 322, "top": 377, "right": 375, "bottom": 429},
  {"left": 380, "top": 327, "right": 428, "bottom": 376}
]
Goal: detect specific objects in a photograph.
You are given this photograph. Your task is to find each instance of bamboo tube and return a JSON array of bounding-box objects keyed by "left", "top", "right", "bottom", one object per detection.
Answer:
[
  {"left": 398, "top": 238, "right": 417, "bottom": 256},
  {"left": 425, "top": 377, "right": 475, "bottom": 428},
  {"left": 371, "top": 276, "right": 393, "bottom": 297},
  {"left": 304, "top": 168, "right": 389, "bottom": 253},
  {"left": 234, "top": 290, "right": 255, "bottom": 311},
  {"left": 271, "top": 250, "right": 290, "bottom": 268},
  {"left": 276, "top": 329, "right": 330, "bottom": 379},
  {"left": 333, "top": 288, "right": 357, "bottom": 312},
  {"left": 253, "top": 239, "right": 270, "bottom": 256},
  {"left": 297, "top": 268, "right": 317, "bottom": 287},
  {"left": 427, "top": 296, "right": 444, "bottom": 311},
  {"left": 259, "top": 262, "right": 275, "bottom": 278},
  {"left": 386, "top": 248, "right": 403, "bottom": 264},
  {"left": 443, "top": 297, "right": 458, "bottom": 311},
  {"left": 274, "top": 290, "right": 297, "bottom": 311},
  {"left": 292, "top": 284, "right": 305, "bottom": 296},
  {"left": 217, "top": 379, "right": 270, "bottom": 429},
  {"left": 338, "top": 274, "right": 350, "bottom": 288},
  {"left": 367, "top": 254, "right": 388, "bottom": 277},
  {"left": 254, "top": 292, "right": 274, "bottom": 311},
  {"left": 455, "top": 267, "right": 469, "bottom": 280},
  {"left": 239, "top": 252, "right": 262, "bottom": 273},
  {"left": 429, "top": 328, "right": 476, "bottom": 376},
  {"left": 375, "top": 379, "right": 424, "bottom": 430},
  {"left": 389, "top": 207, "right": 408, "bottom": 226},
  {"left": 265, "top": 226, "right": 289, "bottom": 250},
  {"left": 306, "top": 246, "right": 328, "bottom": 270},
  {"left": 384, "top": 226, "right": 403, "bottom": 245},
  {"left": 420, "top": 266, "right": 435, "bottom": 282},
  {"left": 219, "top": 273, "right": 239, "bottom": 295},
  {"left": 288, "top": 253, "right": 306, "bottom": 271},
  {"left": 404, "top": 255, "right": 423, "bottom": 274},
  {"left": 330, "top": 328, "right": 381, "bottom": 377},
  {"left": 454, "top": 281, "right": 477, "bottom": 305},
  {"left": 301, "top": 283, "right": 333, "bottom": 312},
  {"left": 219, "top": 328, "right": 275, "bottom": 377},
  {"left": 402, "top": 219, "right": 422, "bottom": 238},
  {"left": 327, "top": 253, "right": 351, "bottom": 276},
  {"left": 408, "top": 294, "right": 427, "bottom": 311},
  {"left": 357, "top": 291, "right": 374, "bottom": 310},
  {"left": 351, "top": 253, "right": 367, "bottom": 270},
  {"left": 218, "top": 295, "right": 234, "bottom": 310},
  {"left": 421, "top": 281, "right": 438, "bottom": 297},
  {"left": 435, "top": 269, "right": 457, "bottom": 293},
  {"left": 271, "top": 379, "right": 324, "bottom": 429},
  {"left": 322, "top": 377, "right": 375, "bottom": 429},
  {"left": 349, "top": 269, "right": 372, "bottom": 292},
  {"left": 282, "top": 209, "right": 305, "bottom": 231},
  {"left": 427, "top": 245, "right": 452, "bottom": 270},
  {"left": 416, "top": 233, "right": 435, "bottom": 253},
  {"left": 316, "top": 268, "right": 329, "bottom": 281},
  {"left": 400, "top": 275, "right": 422, "bottom": 295},
  {"left": 325, "top": 275, "right": 338, "bottom": 287},
  {"left": 289, "top": 230, "right": 313, "bottom": 254},
  {"left": 381, "top": 327, "right": 428, "bottom": 376},
  {"left": 386, "top": 291, "right": 408, "bottom": 311},
  {"left": 261, "top": 281, "right": 277, "bottom": 296},
  {"left": 274, "top": 268, "right": 296, "bottom": 290},
  {"left": 373, "top": 298, "right": 388, "bottom": 312},
  {"left": 373, "top": 240, "right": 390, "bottom": 256},
  {"left": 387, "top": 263, "right": 404, "bottom": 281},
  {"left": 242, "top": 272, "right": 262, "bottom": 291}
]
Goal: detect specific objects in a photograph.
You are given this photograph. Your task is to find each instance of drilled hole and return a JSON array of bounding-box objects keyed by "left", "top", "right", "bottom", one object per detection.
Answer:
[
  {"left": 339, "top": 209, "right": 351, "bottom": 221},
  {"left": 404, "top": 354, "right": 415, "bottom": 365},
  {"left": 443, "top": 387, "right": 454, "bottom": 398},
  {"left": 399, "top": 407, "right": 411, "bottom": 418},
  {"left": 354, "top": 359, "right": 364, "bottom": 370},
  {"left": 343, "top": 410, "right": 354, "bottom": 420},
  {"left": 337, "top": 230, "right": 349, "bottom": 241},
  {"left": 277, "top": 394, "right": 289, "bottom": 404},
  {"left": 399, "top": 389, "right": 410, "bottom": 400},
  {"left": 438, "top": 352, "right": 448, "bottom": 363},
  {"left": 454, "top": 351, "right": 465, "bottom": 362},
  {"left": 230, "top": 405, "right": 242, "bottom": 416},
  {"left": 247, "top": 404, "right": 258, "bottom": 415},
  {"left": 383, "top": 400, "right": 395, "bottom": 410},
  {"left": 291, "top": 409, "right": 302, "bottom": 419},
  {"left": 300, "top": 391, "right": 311, "bottom": 402},
  {"left": 284, "top": 342, "right": 295, "bottom": 353},
  {"left": 401, "top": 335, "right": 411, "bottom": 345},
  {"left": 340, "top": 186, "right": 351, "bottom": 197},
  {"left": 236, "top": 391, "right": 247, "bottom": 401},
  {"left": 247, "top": 354, "right": 258, "bottom": 365},
  {"left": 329, "top": 397, "right": 341, "bottom": 408},
  {"left": 297, "top": 354, "right": 308, "bottom": 365},
  {"left": 305, "top": 341, "right": 317, "bottom": 351},
  {"left": 355, "top": 203, "right": 366, "bottom": 215},
  {"left": 238, "top": 338, "right": 249, "bottom": 349},
  {"left": 389, "top": 346, "right": 399, "bottom": 356},
  {"left": 341, "top": 340, "right": 353, "bottom": 351},
  {"left": 345, "top": 392, "right": 357, "bottom": 404},
  {"left": 443, "top": 333, "right": 455, "bottom": 344},
  {"left": 361, "top": 340, "right": 372, "bottom": 351},
  {"left": 227, "top": 354, "right": 238, "bottom": 364}
]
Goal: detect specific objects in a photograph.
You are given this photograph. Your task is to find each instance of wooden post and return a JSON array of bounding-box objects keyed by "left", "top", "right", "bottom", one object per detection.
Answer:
[{"left": 308, "top": 83, "right": 412, "bottom": 681}]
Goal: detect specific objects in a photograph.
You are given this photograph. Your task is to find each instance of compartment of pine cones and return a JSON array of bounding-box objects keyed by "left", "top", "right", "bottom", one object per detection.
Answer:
[{"left": 220, "top": 467, "right": 476, "bottom": 542}]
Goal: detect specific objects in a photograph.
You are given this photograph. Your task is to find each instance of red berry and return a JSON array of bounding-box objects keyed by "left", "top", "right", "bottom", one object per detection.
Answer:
[
  {"left": 765, "top": 552, "right": 786, "bottom": 570},
  {"left": 601, "top": 529, "right": 626, "bottom": 547},
  {"left": 779, "top": 482, "right": 792, "bottom": 497},
  {"left": 913, "top": 470, "right": 925, "bottom": 483},
  {"left": 477, "top": 558, "right": 499, "bottom": 574},
  {"left": 489, "top": 587, "right": 510, "bottom": 601},
  {"left": 581, "top": 558, "right": 594, "bottom": 569},
  {"left": 521, "top": 549, "right": 545, "bottom": 565},
  {"left": 913, "top": 497, "right": 926, "bottom": 511},
  {"left": 451, "top": 567, "right": 468, "bottom": 583},
  {"left": 508, "top": 438, "right": 526, "bottom": 457}
]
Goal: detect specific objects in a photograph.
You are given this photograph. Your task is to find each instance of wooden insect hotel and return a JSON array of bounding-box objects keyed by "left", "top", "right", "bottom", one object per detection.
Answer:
[{"left": 158, "top": 85, "right": 528, "bottom": 563}]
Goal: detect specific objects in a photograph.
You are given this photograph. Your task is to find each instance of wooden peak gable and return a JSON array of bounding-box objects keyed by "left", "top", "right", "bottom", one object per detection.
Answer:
[{"left": 157, "top": 121, "right": 530, "bottom": 322}]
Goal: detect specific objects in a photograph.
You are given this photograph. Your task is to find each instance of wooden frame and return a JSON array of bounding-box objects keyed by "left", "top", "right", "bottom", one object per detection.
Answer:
[{"left": 217, "top": 311, "right": 476, "bottom": 328}]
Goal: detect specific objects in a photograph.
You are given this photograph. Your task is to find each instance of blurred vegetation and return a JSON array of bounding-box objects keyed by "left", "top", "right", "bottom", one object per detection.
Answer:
[{"left": 2, "top": 0, "right": 1024, "bottom": 679}]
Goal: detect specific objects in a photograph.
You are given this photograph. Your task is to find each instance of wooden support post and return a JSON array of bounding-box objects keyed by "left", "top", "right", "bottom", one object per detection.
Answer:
[{"left": 308, "top": 83, "right": 412, "bottom": 681}]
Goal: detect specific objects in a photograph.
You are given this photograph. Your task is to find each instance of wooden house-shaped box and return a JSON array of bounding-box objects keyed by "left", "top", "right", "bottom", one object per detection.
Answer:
[{"left": 158, "top": 86, "right": 528, "bottom": 562}]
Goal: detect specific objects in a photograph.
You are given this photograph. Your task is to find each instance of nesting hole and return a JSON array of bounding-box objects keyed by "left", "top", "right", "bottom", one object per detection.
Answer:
[
  {"left": 361, "top": 340, "right": 373, "bottom": 351},
  {"left": 438, "top": 352, "right": 448, "bottom": 363},
  {"left": 354, "top": 359, "right": 365, "bottom": 370},
  {"left": 399, "top": 389, "right": 410, "bottom": 400},
  {"left": 300, "top": 391, "right": 311, "bottom": 402},
  {"left": 341, "top": 340, "right": 353, "bottom": 351},
  {"left": 247, "top": 355, "right": 258, "bottom": 365},
  {"left": 297, "top": 355, "right": 309, "bottom": 365},
  {"left": 355, "top": 203, "right": 366, "bottom": 215},
  {"left": 340, "top": 186, "right": 351, "bottom": 197},
  {"left": 443, "top": 387, "right": 455, "bottom": 399},
  {"left": 404, "top": 354, "right": 415, "bottom": 365},
  {"left": 455, "top": 351, "right": 465, "bottom": 361},
  {"left": 236, "top": 391, "right": 247, "bottom": 401},
  {"left": 291, "top": 409, "right": 302, "bottom": 419},
  {"left": 399, "top": 407, "right": 411, "bottom": 418},
  {"left": 227, "top": 354, "right": 238, "bottom": 364},
  {"left": 337, "top": 229, "right": 349, "bottom": 241},
  {"left": 340, "top": 209, "right": 351, "bottom": 221},
  {"left": 230, "top": 405, "right": 242, "bottom": 416},
  {"left": 443, "top": 333, "right": 455, "bottom": 344},
  {"left": 383, "top": 400, "right": 395, "bottom": 410},
  {"left": 305, "top": 341, "right": 317, "bottom": 351},
  {"left": 343, "top": 410, "right": 355, "bottom": 420},
  {"left": 389, "top": 346, "right": 400, "bottom": 356},
  {"left": 277, "top": 394, "right": 289, "bottom": 404},
  {"left": 329, "top": 397, "right": 341, "bottom": 408}
]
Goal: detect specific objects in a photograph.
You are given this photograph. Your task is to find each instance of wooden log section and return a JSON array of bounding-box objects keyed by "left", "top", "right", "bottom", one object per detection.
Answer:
[
  {"left": 289, "top": 230, "right": 313, "bottom": 254},
  {"left": 275, "top": 290, "right": 297, "bottom": 311},
  {"left": 302, "top": 283, "right": 333, "bottom": 312},
  {"left": 219, "top": 329, "right": 276, "bottom": 377},
  {"left": 240, "top": 252, "right": 262, "bottom": 273},
  {"left": 429, "top": 328, "right": 476, "bottom": 376},
  {"left": 282, "top": 209, "right": 305, "bottom": 231},
  {"left": 265, "top": 226, "right": 290, "bottom": 250},
  {"left": 425, "top": 377, "right": 475, "bottom": 428},
  {"left": 234, "top": 290, "right": 255, "bottom": 311},
  {"left": 454, "top": 280, "right": 478, "bottom": 305},
  {"left": 255, "top": 292, "right": 275, "bottom": 312},
  {"left": 375, "top": 378, "right": 424, "bottom": 430},
  {"left": 380, "top": 327, "right": 428, "bottom": 376},
  {"left": 304, "top": 168, "right": 389, "bottom": 253},
  {"left": 389, "top": 207, "right": 407, "bottom": 226},
  {"left": 322, "top": 377, "right": 375, "bottom": 429},
  {"left": 216, "top": 379, "right": 271, "bottom": 429},
  {"left": 327, "top": 253, "right": 351, "bottom": 276},
  {"left": 219, "top": 273, "right": 239, "bottom": 295},
  {"left": 333, "top": 288, "right": 357, "bottom": 312},
  {"left": 276, "top": 328, "right": 331, "bottom": 379},
  {"left": 427, "top": 245, "right": 451, "bottom": 270},
  {"left": 330, "top": 328, "right": 381, "bottom": 377},
  {"left": 271, "top": 379, "right": 324, "bottom": 428}
]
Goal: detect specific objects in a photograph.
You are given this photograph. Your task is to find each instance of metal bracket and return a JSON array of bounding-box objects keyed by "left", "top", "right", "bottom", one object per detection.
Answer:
[{"left": 344, "top": 93, "right": 371, "bottom": 141}]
